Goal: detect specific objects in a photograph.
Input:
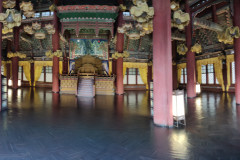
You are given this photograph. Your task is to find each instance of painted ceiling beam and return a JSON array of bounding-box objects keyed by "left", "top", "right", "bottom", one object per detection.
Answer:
[{"left": 193, "top": 17, "right": 223, "bottom": 32}]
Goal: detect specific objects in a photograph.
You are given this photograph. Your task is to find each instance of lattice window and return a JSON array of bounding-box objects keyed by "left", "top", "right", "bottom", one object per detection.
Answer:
[
  {"left": 34, "top": 12, "right": 40, "bottom": 18},
  {"left": 1, "top": 66, "right": 3, "bottom": 75},
  {"left": 42, "top": 12, "right": 51, "bottom": 17},
  {"left": 124, "top": 68, "right": 144, "bottom": 85},
  {"left": 129, "top": 68, "right": 136, "bottom": 75},
  {"left": 180, "top": 68, "right": 187, "bottom": 84},
  {"left": 208, "top": 64, "right": 214, "bottom": 84},
  {"left": 232, "top": 62, "right": 235, "bottom": 84},
  {"left": 18, "top": 66, "right": 23, "bottom": 81},
  {"left": 46, "top": 67, "right": 52, "bottom": 82},
  {"left": 201, "top": 65, "right": 207, "bottom": 84}
]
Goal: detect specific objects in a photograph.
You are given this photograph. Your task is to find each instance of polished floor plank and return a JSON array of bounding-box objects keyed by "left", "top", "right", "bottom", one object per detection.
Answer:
[{"left": 0, "top": 88, "right": 240, "bottom": 159}]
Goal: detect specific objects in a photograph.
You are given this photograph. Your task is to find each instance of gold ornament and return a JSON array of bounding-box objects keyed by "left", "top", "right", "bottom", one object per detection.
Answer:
[
  {"left": 191, "top": 43, "right": 202, "bottom": 54},
  {"left": 2, "top": 27, "right": 13, "bottom": 34},
  {"left": 23, "top": 10, "right": 35, "bottom": 18},
  {"left": 45, "top": 50, "right": 62, "bottom": 58},
  {"left": 218, "top": 26, "right": 240, "bottom": 44},
  {"left": 171, "top": 10, "right": 190, "bottom": 30},
  {"left": 170, "top": 1, "right": 180, "bottom": 11},
  {"left": 7, "top": 52, "right": 26, "bottom": 58},
  {"left": 130, "top": 1, "right": 154, "bottom": 23},
  {"left": 3, "top": 0, "right": 16, "bottom": 9},
  {"left": 112, "top": 51, "right": 130, "bottom": 59},
  {"left": 24, "top": 25, "right": 35, "bottom": 35},
  {"left": 32, "top": 22, "right": 41, "bottom": 30},
  {"left": 44, "top": 24, "right": 55, "bottom": 34},
  {"left": 49, "top": 4, "right": 56, "bottom": 12},
  {"left": 34, "top": 29, "right": 46, "bottom": 39},
  {"left": 177, "top": 44, "right": 188, "bottom": 55},
  {"left": 20, "top": 1, "right": 34, "bottom": 12},
  {"left": 119, "top": 4, "right": 127, "bottom": 12},
  {"left": 0, "top": 9, "right": 21, "bottom": 29}
]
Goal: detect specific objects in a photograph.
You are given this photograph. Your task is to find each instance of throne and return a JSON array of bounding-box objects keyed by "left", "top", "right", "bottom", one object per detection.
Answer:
[{"left": 75, "top": 55, "right": 103, "bottom": 76}]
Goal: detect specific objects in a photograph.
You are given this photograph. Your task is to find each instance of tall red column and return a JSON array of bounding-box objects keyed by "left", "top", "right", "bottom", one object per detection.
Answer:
[
  {"left": 12, "top": 57, "right": 19, "bottom": 89},
  {"left": 63, "top": 57, "right": 68, "bottom": 74},
  {"left": 12, "top": 25, "right": 20, "bottom": 89},
  {"left": 186, "top": 1, "right": 196, "bottom": 98},
  {"left": 0, "top": 0, "right": 2, "bottom": 110},
  {"left": 52, "top": 0, "right": 60, "bottom": 93},
  {"left": 147, "top": 65, "right": 152, "bottom": 90},
  {"left": 172, "top": 41, "right": 178, "bottom": 90},
  {"left": 234, "top": 0, "right": 240, "bottom": 104},
  {"left": 153, "top": 0, "right": 173, "bottom": 127},
  {"left": 116, "top": 6, "right": 124, "bottom": 95},
  {"left": 212, "top": 5, "right": 218, "bottom": 23}
]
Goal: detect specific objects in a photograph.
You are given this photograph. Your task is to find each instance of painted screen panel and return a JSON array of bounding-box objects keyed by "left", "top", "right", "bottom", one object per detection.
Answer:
[{"left": 70, "top": 39, "right": 108, "bottom": 60}]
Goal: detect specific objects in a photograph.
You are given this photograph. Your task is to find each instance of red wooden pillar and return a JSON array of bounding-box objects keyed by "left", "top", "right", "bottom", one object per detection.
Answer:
[
  {"left": 212, "top": 5, "right": 218, "bottom": 23},
  {"left": 31, "top": 63, "right": 34, "bottom": 86},
  {"left": 153, "top": 0, "right": 173, "bottom": 127},
  {"left": 116, "top": 4, "right": 124, "bottom": 95},
  {"left": 185, "top": 1, "right": 196, "bottom": 98},
  {"left": 147, "top": 65, "right": 152, "bottom": 90},
  {"left": 172, "top": 41, "right": 178, "bottom": 90},
  {"left": 63, "top": 57, "right": 68, "bottom": 74},
  {"left": 52, "top": 0, "right": 60, "bottom": 92},
  {"left": 12, "top": 57, "right": 19, "bottom": 89},
  {"left": 12, "top": 24, "right": 20, "bottom": 89},
  {"left": 234, "top": 0, "right": 240, "bottom": 104},
  {"left": 7, "top": 63, "right": 10, "bottom": 86},
  {"left": 112, "top": 59, "right": 117, "bottom": 75},
  {"left": 0, "top": 0, "right": 2, "bottom": 110}
]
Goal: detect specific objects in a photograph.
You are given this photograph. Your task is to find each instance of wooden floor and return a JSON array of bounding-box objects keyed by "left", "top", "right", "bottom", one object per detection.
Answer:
[{"left": 0, "top": 88, "right": 240, "bottom": 159}]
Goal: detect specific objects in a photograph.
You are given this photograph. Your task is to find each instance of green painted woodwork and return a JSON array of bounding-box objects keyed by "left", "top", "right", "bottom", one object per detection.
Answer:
[{"left": 58, "top": 12, "right": 118, "bottom": 20}]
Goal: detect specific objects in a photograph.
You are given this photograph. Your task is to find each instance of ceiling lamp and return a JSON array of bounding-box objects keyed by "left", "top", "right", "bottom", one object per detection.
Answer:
[
  {"left": 177, "top": 44, "right": 188, "bottom": 55},
  {"left": 0, "top": 9, "right": 21, "bottom": 29},
  {"left": 130, "top": 0, "right": 154, "bottom": 23},
  {"left": 44, "top": 24, "right": 55, "bottom": 35},
  {"left": 3, "top": 0, "right": 16, "bottom": 9},
  {"left": 170, "top": 1, "right": 180, "bottom": 11},
  {"left": 191, "top": 43, "right": 202, "bottom": 54},
  {"left": 171, "top": 10, "right": 190, "bottom": 30},
  {"left": 34, "top": 29, "right": 46, "bottom": 39},
  {"left": 20, "top": 1, "right": 35, "bottom": 18}
]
